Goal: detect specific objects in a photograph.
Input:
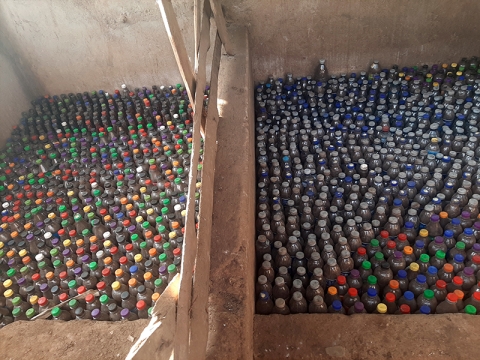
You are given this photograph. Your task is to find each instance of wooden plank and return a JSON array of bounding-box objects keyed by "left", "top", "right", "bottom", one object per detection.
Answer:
[
  {"left": 209, "top": 0, "right": 234, "bottom": 55},
  {"left": 173, "top": 1, "right": 212, "bottom": 359},
  {"left": 157, "top": 0, "right": 196, "bottom": 103},
  {"left": 127, "top": 274, "right": 180, "bottom": 360},
  {"left": 188, "top": 32, "right": 222, "bottom": 359},
  {"left": 194, "top": 0, "right": 203, "bottom": 72}
]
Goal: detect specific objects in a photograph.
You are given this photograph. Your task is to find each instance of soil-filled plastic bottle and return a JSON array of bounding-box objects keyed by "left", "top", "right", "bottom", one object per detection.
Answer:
[{"left": 436, "top": 293, "right": 460, "bottom": 314}]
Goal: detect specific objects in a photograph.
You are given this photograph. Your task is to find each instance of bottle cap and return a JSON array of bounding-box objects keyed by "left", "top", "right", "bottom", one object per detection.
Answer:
[
  {"left": 399, "top": 304, "right": 410, "bottom": 314},
  {"left": 367, "top": 275, "right": 377, "bottom": 285},
  {"left": 327, "top": 287, "right": 337, "bottom": 295},
  {"left": 454, "top": 289, "right": 464, "bottom": 300},
  {"left": 376, "top": 303, "right": 387, "bottom": 314},
  {"left": 424, "top": 289, "right": 434, "bottom": 299},
  {"left": 409, "top": 262, "right": 419, "bottom": 272},
  {"left": 447, "top": 293, "right": 458, "bottom": 303},
  {"left": 465, "top": 305, "right": 477, "bottom": 315},
  {"left": 367, "top": 288, "right": 377, "bottom": 297},
  {"left": 112, "top": 281, "right": 121, "bottom": 291},
  {"left": 420, "top": 305, "right": 431, "bottom": 314},
  {"left": 51, "top": 307, "right": 61, "bottom": 318}
]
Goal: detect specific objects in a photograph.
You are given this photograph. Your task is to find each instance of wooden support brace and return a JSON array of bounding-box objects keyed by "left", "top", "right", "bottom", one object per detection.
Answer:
[
  {"left": 209, "top": 0, "right": 234, "bottom": 55},
  {"left": 157, "top": 0, "right": 196, "bottom": 103},
  {"left": 189, "top": 32, "right": 222, "bottom": 359},
  {"left": 174, "top": 1, "right": 212, "bottom": 359}
]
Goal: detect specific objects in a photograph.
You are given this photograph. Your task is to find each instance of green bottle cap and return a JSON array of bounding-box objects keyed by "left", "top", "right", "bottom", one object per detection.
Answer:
[
  {"left": 148, "top": 307, "right": 153, "bottom": 316},
  {"left": 20, "top": 266, "right": 28, "bottom": 274},
  {"left": 93, "top": 190, "right": 101, "bottom": 197},
  {"left": 420, "top": 254, "right": 430, "bottom": 263},
  {"left": 53, "top": 259, "right": 61, "bottom": 268},
  {"left": 362, "top": 260, "right": 372, "bottom": 270},
  {"left": 155, "top": 216, "right": 163, "bottom": 224},
  {"left": 100, "top": 295, "right": 109, "bottom": 304},
  {"left": 68, "top": 280, "right": 77, "bottom": 289},
  {"left": 456, "top": 242, "right": 466, "bottom": 250},
  {"left": 374, "top": 252, "right": 384, "bottom": 260},
  {"left": 149, "top": 159, "right": 156, "bottom": 165},
  {"left": 167, "top": 264, "right": 177, "bottom": 273},
  {"left": 68, "top": 299, "right": 78, "bottom": 308},
  {"left": 159, "top": 253, "right": 167, "bottom": 262},
  {"left": 154, "top": 278, "right": 163, "bottom": 287},
  {"left": 138, "top": 203, "right": 145, "bottom": 209},
  {"left": 7, "top": 268, "right": 16, "bottom": 277},
  {"left": 50, "top": 248, "right": 59, "bottom": 256},
  {"left": 424, "top": 289, "right": 434, "bottom": 299},
  {"left": 158, "top": 225, "right": 166, "bottom": 233},
  {"left": 59, "top": 205, "right": 66, "bottom": 213},
  {"left": 142, "top": 221, "right": 150, "bottom": 229},
  {"left": 51, "top": 307, "right": 61, "bottom": 317},
  {"left": 89, "top": 262, "right": 98, "bottom": 271},
  {"left": 131, "top": 234, "right": 139, "bottom": 242},
  {"left": 12, "top": 308, "right": 22, "bottom": 317},
  {"left": 12, "top": 296, "right": 21, "bottom": 306},
  {"left": 26, "top": 308, "right": 36, "bottom": 319},
  {"left": 88, "top": 212, "right": 95, "bottom": 220},
  {"left": 465, "top": 304, "right": 477, "bottom": 315},
  {"left": 74, "top": 214, "right": 82, "bottom": 221},
  {"left": 163, "top": 242, "right": 171, "bottom": 250},
  {"left": 71, "top": 198, "right": 78, "bottom": 206},
  {"left": 436, "top": 250, "right": 446, "bottom": 260},
  {"left": 163, "top": 199, "right": 170, "bottom": 206},
  {"left": 367, "top": 275, "right": 377, "bottom": 285},
  {"left": 38, "top": 261, "right": 46, "bottom": 269},
  {"left": 82, "top": 229, "right": 90, "bottom": 236},
  {"left": 140, "top": 242, "right": 147, "bottom": 249},
  {"left": 174, "top": 178, "right": 181, "bottom": 184},
  {"left": 161, "top": 207, "right": 169, "bottom": 215},
  {"left": 160, "top": 192, "right": 166, "bottom": 199}
]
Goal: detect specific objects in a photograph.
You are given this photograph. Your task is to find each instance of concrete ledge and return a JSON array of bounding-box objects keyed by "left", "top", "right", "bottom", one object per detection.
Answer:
[{"left": 254, "top": 313, "right": 480, "bottom": 360}]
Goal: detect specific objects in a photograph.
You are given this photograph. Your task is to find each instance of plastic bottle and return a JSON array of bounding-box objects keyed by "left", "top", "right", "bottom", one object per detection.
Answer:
[{"left": 436, "top": 293, "right": 460, "bottom": 314}]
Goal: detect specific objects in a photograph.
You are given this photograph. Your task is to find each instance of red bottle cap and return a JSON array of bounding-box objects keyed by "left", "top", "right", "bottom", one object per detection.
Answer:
[
  {"left": 38, "top": 297, "right": 48, "bottom": 307},
  {"left": 337, "top": 275, "right": 346, "bottom": 285},
  {"left": 357, "top": 247, "right": 366, "bottom": 255},
  {"left": 136, "top": 300, "right": 146, "bottom": 310},
  {"left": 154, "top": 235, "right": 162, "bottom": 243},
  {"left": 387, "top": 241, "right": 396, "bottom": 249},
  {"left": 85, "top": 294, "right": 95, "bottom": 303},
  {"left": 385, "top": 293, "right": 396, "bottom": 303},
  {"left": 347, "top": 288, "right": 357, "bottom": 297},
  {"left": 90, "top": 245, "right": 99, "bottom": 254},
  {"left": 473, "top": 255, "right": 480, "bottom": 264},
  {"left": 453, "top": 276, "right": 463, "bottom": 286},
  {"left": 32, "top": 273, "right": 40, "bottom": 282},
  {"left": 398, "top": 233, "right": 407, "bottom": 241},
  {"left": 97, "top": 281, "right": 106, "bottom": 291},
  {"left": 119, "top": 256, "right": 127, "bottom": 265},
  {"left": 399, "top": 304, "right": 410, "bottom": 314},
  {"left": 110, "top": 246, "right": 118, "bottom": 255},
  {"left": 173, "top": 248, "right": 181, "bottom": 256},
  {"left": 436, "top": 280, "right": 446, "bottom": 289},
  {"left": 59, "top": 293, "right": 68, "bottom": 302},
  {"left": 59, "top": 271, "right": 67, "bottom": 279},
  {"left": 77, "top": 286, "right": 86, "bottom": 295},
  {"left": 69, "top": 230, "right": 76, "bottom": 237},
  {"left": 380, "top": 230, "right": 389, "bottom": 239},
  {"left": 76, "top": 248, "right": 85, "bottom": 256},
  {"left": 447, "top": 293, "right": 458, "bottom": 302},
  {"left": 102, "top": 268, "right": 111, "bottom": 277}
]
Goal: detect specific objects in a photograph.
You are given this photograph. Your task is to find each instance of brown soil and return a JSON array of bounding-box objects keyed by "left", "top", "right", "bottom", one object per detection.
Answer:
[{"left": 0, "top": 319, "right": 149, "bottom": 360}]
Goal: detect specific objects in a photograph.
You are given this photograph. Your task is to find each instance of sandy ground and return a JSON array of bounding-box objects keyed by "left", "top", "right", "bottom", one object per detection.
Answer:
[{"left": 0, "top": 319, "right": 149, "bottom": 360}]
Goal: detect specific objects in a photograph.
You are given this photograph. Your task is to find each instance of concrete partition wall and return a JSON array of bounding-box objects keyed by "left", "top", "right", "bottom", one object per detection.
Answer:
[{"left": 225, "top": 0, "right": 480, "bottom": 82}]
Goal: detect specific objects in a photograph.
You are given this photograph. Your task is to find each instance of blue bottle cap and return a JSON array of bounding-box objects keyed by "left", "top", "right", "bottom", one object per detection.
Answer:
[
  {"left": 332, "top": 300, "right": 342, "bottom": 311},
  {"left": 405, "top": 221, "right": 414, "bottom": 229},
  {"left": 452, "top": 218, "right": 460, "bottom": 225},
  {"left": 415, "top": 240, "right": 425, "bottom": 248},
  {"left": 397, "top": 269, "right": 407, "bottom": 279},
  {"left": 129, "top": 265, "right": 138, "bottom": 274},
  {"left": 454, "top": 254, "right": 465, "bottom": 263},
  {"left": 404, "top": 291, "right": 414, "bottom": 300},
  {"left": 420, "top": 305, "right": 431, "bottom": 314},
  {"left": 407, "top": 181, "right": 416, "bottom": 188},
  {"left": 465, "top": 228, "right": 473, "bottom": 236},
  {"left": 427, "top": 266, "right": 438, "bottom": 275},
  {"left": 393, "top": 199, "right": 402, "bottom": 206},
  {"left": 444, "top": 230, "right": 454, "bottom": 238},
  {"left": 367, "top": 288, "right": 377, "bottom": 297},
  {"left": 417, "top": 274, "right": 426, "bottom": 284}
]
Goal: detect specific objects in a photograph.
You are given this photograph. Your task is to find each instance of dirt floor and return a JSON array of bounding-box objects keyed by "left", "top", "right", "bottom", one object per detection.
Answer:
[
  {"left": 0, "top": 319, "right": 149, "bottom": 360},
  {"left": 254, "top": 313, "right": 480, "bottom": 360}
]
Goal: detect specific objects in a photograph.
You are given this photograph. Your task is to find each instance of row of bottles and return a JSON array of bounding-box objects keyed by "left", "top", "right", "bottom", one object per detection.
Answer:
[
  {"left": 0, "top": 83, "right": 202, "bottom": 327},
  {"left": 255, "top": 57, "right": 480, "bottom": 315}
]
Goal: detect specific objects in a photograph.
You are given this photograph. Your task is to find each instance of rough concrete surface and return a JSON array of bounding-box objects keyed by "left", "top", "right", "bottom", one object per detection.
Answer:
[
  {"left": 205, "top": 25, "right": 255, "bottom": 359},
  {"left": 0, "top": 319, "right": 149, "bottom": 360},
  {"left": 254, "top": 314, "right": 480, "bottom": 359}
]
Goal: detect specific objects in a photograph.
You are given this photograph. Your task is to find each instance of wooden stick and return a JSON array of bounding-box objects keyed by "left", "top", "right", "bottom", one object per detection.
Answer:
[
  {"left": 194, "top": 0, "right": 203, "bottom": 73},
  {"left": 174, "top": 1, "right": 212, "bottom": 359},
  {"left": 157, "top": 0, "right": 196, "bottom": 103},
  {"left": 189, "top": 32, "right": 222, "bottom": 359},
  {"left": 209, "top": 0, "right": 234, "bottom": 55}
]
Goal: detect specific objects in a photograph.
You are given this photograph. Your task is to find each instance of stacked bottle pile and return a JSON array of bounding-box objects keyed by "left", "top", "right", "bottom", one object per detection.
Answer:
[
  {"left": 255, "top": 57, "right": 480, "bottom": 315},
  {"left": 0, "top": 84, "right": 202, "bottom": 326}
]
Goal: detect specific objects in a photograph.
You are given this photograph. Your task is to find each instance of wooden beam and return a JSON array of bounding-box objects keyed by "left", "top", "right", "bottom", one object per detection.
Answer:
[
  {"left": 194, "top": 0, "right": 203, "bottom": 72},
  {"left": 174, "top": 1, "right": 212, "bottom": 359},
  {"left": 157, "top": 0, "right": 196, "bottom": 103},
  {"left": 209, "top": 0, "right": 234, "bottom": 55},
  {"left": 189, "top": 32, "right": 222, "bottom": 359}
]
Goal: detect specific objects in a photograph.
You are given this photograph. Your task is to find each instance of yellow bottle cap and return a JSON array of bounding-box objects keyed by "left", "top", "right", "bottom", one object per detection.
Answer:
[
  {"left": 19, "top": 249, "right": 27, "bottom": 257},
  {"left": 181, "top": 210, "right": 187, "bottom": 217},
  {"left": 419, "top": 229, "right": 428, "bottom": 237},
  {"left": 45, "top": 144, "right": 51, "bottom": 150},
  {"left": 140, "top": 187, "right": 146, "bottom": 194},
  {"left": 0, "top": 224, "right": 7, "bottom": 230},
  {"left": 451, "top": 63, "right": 458, "bottom": 67},
  {"left": 63, "top": 239, "right": 72, "bottom": 247},
  {"left": 104, "top": 240, "right": 112, "bottom": 248},
  {"left": 30, "top": 295, "right": 38, "bottom": 305},
  {"left": 0, "top": 242, "right": 3, "bottom": 250},
  {"left": 136, "top": 216, "right": 144, "bottom": 223},
  {"left": 147, "top": 209, "right": 154, "bottom": 215},
  {"left": 67, "top": 191, "right": 75, "bottom": 197},
  {"left": 431, "top": 138, "right": 438, "bottom": 143},
  {"left": 83, "top": 206, "right": 91, "bottom": 213},
  {"left": 112, "top": 281, "right": 122, "bottom": 291},
  {"left": 48, "top": 213, "right": 56, "bottom": 220},
  {"left": 3, "top": 279, "right": 12, "bottom": 288},
  {"left": 410, "top": 262, "right": 420, "bottom": 272},
  {"left": 134, "top": 254, "right": 143, "bottom": 263},
  {"left": 376, "top": 303, "right": 387, "bottom": 314},
  {"left": 4, "top": 289, "right": 13, "bottom": 298}
]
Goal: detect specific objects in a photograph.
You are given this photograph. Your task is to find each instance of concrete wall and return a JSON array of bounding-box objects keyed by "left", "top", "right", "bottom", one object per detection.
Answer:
[{"left": 226, "top": 0, "right": 480, "bottom": 81}]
